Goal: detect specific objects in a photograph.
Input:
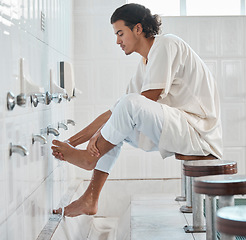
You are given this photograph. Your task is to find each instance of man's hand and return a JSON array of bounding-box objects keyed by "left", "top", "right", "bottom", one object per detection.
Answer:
[{"left": 87, "top": 131, "right": 101, "bottom": 157}]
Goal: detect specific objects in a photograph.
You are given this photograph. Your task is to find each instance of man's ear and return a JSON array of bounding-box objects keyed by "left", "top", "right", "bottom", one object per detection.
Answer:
[{"left": 135, "top": 23, "right": 143, "bottom": 34}]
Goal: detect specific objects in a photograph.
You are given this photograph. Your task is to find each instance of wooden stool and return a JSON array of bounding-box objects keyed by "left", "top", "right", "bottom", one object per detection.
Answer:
[
  {"left": 194, "top": 174, "right": 246, "bottom": 240},
  {"left": 183, "top": 160, "right": 237, "bottom": 233},
  {"left": 175, "top": 153, "right": 217, "bottom": 203},
  {"left": 217, "top": 205, "right": 246, "bottom": 240}
]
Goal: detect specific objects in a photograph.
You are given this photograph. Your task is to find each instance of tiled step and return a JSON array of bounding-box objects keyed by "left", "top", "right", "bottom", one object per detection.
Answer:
[
  {"left": 87, "top": 217, "right": 119, "bottom": 240},
  {"left": 130, "top": 194, "right": 206, "bottom": 240}
]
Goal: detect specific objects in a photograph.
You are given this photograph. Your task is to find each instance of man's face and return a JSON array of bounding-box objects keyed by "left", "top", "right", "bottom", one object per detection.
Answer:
[{"left": 112, "top": 20, "right": 139, "bottom": 55}]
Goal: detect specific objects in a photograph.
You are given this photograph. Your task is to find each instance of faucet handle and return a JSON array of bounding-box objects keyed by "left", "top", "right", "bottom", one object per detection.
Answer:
[
  {"left": 16, "top": 93, "right": 27, "bottom": 107},
  {"left": 51, "top": 93, "right": 63, "bottom": 103},
  {"left": 45, "top": 92, "right": 52, "bottom": 105},
  {"left": 7, "top": 92, "right": 16, "bottom": 111},
  {"left": 31, "top": 92, "right": 52, "bottom": 107},
  {"left": 31, "top": 93, "right": 44, "bottom": 107}
]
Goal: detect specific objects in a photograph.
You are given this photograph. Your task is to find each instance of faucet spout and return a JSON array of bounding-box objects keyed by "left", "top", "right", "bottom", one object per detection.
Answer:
[
  {"left": 67, "top": 119, "right": 75, "bottom": 126},
  {"left": 9, "top": 143, "right": 29, "bottom": 157},
  {"left": 47, "top": 127, "right": 60, "bottom": 136},
  {"left": 32, "top": 134, "right": 47, "bottom": 144},
  {"left": 58, "top": 122, "right": 68, "bottom": 130}
]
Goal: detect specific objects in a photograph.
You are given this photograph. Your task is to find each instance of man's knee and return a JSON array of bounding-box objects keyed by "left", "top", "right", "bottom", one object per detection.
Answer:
[
  {"left": 117, "top": 93, "right": 143, "bottom": 110},
  {"left": 112, "top": 93, "right": 147, "bottom": 121}
]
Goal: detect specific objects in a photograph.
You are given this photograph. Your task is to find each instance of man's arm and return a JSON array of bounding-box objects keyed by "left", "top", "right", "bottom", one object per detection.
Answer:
[
  {"left": 141, "top": 89, "right": 163, "bottom": 102},
  {"left": 67, "top": 110, "right": 112, "bottom": 147}
]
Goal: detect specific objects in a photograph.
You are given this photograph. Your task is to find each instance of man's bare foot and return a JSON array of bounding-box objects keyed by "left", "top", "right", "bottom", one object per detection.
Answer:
[
  {"left": 52, "top": 151, "right": 65, "bottom": 161},
  {"left": 53, "top": 193, "right": 98, "bottom": 217},
  {"left": 51, "top": 140, "right": 97, "bottom": 170},
  {"left": 53, "top": 170, "right": 108, "bottom": 218},
  {"left": 51, "top": 136, "right": 115, "bottom": 171}
]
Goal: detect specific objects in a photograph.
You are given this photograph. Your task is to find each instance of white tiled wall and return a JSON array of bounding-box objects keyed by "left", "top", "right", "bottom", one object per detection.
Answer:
[
  {"left": 73, "top": 0, "right": 246, "bottom": 180},
  {"left": 0, "top": 1, "right": 78, "bottom": 240}
]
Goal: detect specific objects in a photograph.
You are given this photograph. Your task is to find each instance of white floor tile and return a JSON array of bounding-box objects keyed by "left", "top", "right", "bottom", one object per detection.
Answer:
[{"left": 131, "top": 194, "right": 206, "bottom": 240}]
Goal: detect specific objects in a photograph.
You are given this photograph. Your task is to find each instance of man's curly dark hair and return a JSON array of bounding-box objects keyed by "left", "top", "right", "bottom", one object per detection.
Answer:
[{"left": 111, "top": 3, "right": 162, "bottom": 38}]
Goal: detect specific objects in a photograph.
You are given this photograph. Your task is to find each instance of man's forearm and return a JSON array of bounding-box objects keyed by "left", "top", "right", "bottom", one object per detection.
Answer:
[{"left": 67, "top": 110, "right": 112, "bottom": 147}]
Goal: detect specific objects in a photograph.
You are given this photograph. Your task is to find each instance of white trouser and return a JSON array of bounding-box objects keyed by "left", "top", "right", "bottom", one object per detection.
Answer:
[{"left": 95, "top": 93, "right": 164, "bottom": 173}]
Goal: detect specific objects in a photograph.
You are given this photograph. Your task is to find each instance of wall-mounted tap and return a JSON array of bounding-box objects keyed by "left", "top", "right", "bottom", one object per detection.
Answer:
[
  {"left": 32, "top": 134, "right": 47, "bottom": 144},
  {"left": 46, "top": 126, "right": 60, "bottom": 136},
  {"left": 9, "top": 143, "right": 29, "bottom": 157},
  {"left": 58, "top": 122, "right": 68, "bottom": 130},
  {"left": 67, "top": 119, "right": 75, "bottom": 126},
  {"left": 7, "top": 92, "right": 27, "bottom": 110},
  {"left": 31, "top": 92, "right": 52, "bottom": 107}
]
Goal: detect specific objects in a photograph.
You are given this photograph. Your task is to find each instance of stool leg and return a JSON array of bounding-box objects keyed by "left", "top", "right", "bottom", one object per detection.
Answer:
[
  {"left": 175, "top": 160, "right": 186, "bottom": 201},
  {"left": 218, "top": 195, "right": 234, "bottom": 208},
  {"left": 180, "top": 176, "right": 192, "bottom": 213},
  {"left": 218, "top": 196, "right": 235, "bottom": 240},
  {"left": 205, "top": 195, "right": 217, "bottom": 240},
  {"left": 184, "top": 177, "right": 206, "bottom": 233}
]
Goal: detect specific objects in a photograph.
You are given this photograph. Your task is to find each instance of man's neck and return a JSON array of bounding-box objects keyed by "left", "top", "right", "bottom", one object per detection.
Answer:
[{"left": 136, "top": 36, "right": 155, "bottom": 60}]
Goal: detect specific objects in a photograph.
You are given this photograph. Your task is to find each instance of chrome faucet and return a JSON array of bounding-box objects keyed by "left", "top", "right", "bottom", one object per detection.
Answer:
[
  {"left": 31, "top": 92, "right": 52, "bottom": 107},
  {"left": 67, "top": 119, "right": 75, "bottom": 126},
  {"left": 7, "top": 91, "right": 28, "bottom": 110},
  {"left": 51, "top": 93, "right": 63, "bottom": 103},
  {"left": 31, "top": 93, "right": 44, "bottom": 107},
  {"left": 47, "top": 127, "right": 60, "bottom": 136},
  {"left": 58, "top": 122, "right": 68, "bottom": 130},
  {"left": 32, "top": 134, "right": 47, "bottom": 144},
  {"left": 9, "top": 143, "right": 29, "bottom": 156}
]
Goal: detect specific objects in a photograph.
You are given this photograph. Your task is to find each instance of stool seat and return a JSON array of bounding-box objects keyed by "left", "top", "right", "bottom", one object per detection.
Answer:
[
  {"left": 175, "top": 153, "right": 217, "bottom": 161},
  {"left": 175, "top": 154, "right": 217, "bottom": 203},
  {"left": 183, "top": 160, "right": 237, "bottom": 177},
  {"left": 194, "top": 174, "right": 246, "bottom": 196},
  {"left": 217, "top": 205, "right": 246, "bottom": 236}
]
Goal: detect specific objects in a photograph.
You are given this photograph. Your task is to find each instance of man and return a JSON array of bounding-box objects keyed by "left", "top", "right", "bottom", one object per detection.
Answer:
[{"left": 52, "top": 3, "right": 222, "bottom": 217}]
